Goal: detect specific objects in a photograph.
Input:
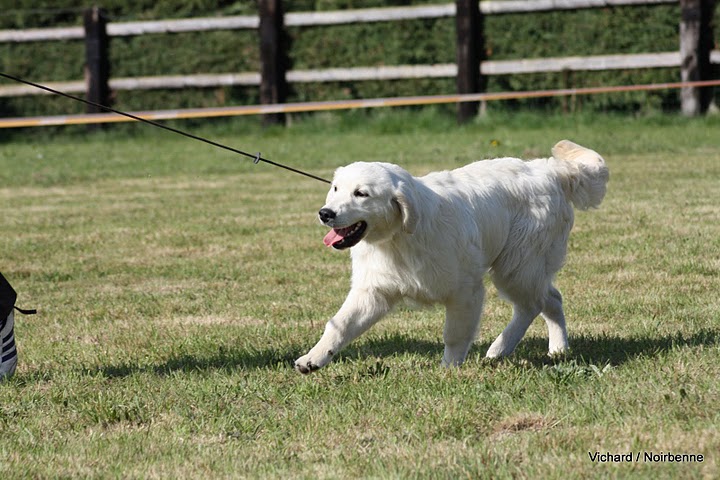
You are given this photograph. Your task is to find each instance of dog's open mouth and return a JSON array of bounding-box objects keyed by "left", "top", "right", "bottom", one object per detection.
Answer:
[{"left": 323, "top": 221, "right": 367, "bottom": 249}]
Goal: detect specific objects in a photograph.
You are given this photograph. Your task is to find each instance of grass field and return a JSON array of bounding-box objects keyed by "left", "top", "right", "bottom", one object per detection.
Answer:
[{"left": 1, "top": 110, "right": 719, "bottom": 479}]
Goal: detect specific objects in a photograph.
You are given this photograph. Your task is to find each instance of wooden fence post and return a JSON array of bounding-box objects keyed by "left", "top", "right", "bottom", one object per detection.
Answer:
[
  {"left": 455, "top": 0, "right": 483, "bottom": 123},
  {"left": 679, "top": 0, "right": 712, "bottom": 116},
  {"left": 83, "top": 6, "right": 110, "bottom": 118},
  {"left": 258, "top": 0, "right": 287, "bottom": 126}
]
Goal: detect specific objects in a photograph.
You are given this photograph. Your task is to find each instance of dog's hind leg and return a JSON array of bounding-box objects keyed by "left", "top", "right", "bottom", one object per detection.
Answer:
[
  {"left": 485, "top": 271, "right": 546, "bottom": 358},
  {"left": 487, "top": 249, "right": 564, "bottom": 357},
  {"left": 442, "top": 286, "right": 485, "bottom": 367},
  {"left": 485, "top": 300, "right": 541, "bottom": 358},
  {"left": 541, "top": 286, "right": 569, "bottom": 355}
]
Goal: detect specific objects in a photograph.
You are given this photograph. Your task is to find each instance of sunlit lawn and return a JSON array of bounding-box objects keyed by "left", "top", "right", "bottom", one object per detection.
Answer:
[{"left": 1, "top": 111, "right": 718, "bottom": 478}]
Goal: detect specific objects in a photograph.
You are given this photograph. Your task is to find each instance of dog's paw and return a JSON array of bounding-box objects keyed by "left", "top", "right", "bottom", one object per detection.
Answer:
[
  {"left": 294, "top": 357, "right": 320, "bottom": 374},
  {"left": 547, "top": 346, "right": 570, "bottom": 359},
  {"left": 294, "top": 349, "right": 334, "bottom": 374}
]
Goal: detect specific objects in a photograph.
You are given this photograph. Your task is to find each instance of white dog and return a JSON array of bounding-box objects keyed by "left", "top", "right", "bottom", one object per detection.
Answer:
[{"left": 295, "top": 140, "right": 609, "bottom": 373}]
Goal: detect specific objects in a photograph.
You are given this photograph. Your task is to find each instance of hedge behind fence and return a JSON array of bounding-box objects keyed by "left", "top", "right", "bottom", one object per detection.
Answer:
[{"left": 0, "top": 0, "right": 717, "bottom": 117}]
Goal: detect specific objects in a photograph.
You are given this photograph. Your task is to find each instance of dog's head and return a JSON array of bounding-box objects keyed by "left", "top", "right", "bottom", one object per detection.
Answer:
[{"left": 319, "top": 162, "right": 419, "bottom": 250}]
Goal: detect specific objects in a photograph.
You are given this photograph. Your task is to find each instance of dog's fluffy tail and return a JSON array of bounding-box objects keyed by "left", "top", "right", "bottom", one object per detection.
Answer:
[{"left": 551, "top": 140, "right": 609, "bottom": 210}]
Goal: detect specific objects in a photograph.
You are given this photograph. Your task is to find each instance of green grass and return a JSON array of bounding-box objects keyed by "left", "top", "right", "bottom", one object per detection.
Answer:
[{"left": 1, "top": 110, "right": 719, "bottom": 478}]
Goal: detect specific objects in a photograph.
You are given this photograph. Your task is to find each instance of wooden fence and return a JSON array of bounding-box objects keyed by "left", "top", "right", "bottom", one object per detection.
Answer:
[{"left": 0, "top": 0, "right": 717, "bottom": 122}]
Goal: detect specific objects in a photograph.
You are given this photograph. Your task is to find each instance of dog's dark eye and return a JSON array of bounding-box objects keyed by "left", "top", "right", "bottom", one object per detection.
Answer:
[
  {"left": 354, "top": 189, "right": 369, "bottom": 198},
  {"left": 333, "top": 185, "right": 337, "bottom": 192}
]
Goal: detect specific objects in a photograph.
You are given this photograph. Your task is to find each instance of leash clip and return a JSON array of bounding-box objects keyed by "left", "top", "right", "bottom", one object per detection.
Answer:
[{"left": 253, "top": 152, "right": 262, "bottom": 164}]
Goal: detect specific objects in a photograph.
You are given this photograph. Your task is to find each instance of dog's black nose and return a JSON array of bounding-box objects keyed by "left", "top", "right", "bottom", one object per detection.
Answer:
[{"left": 318, "top": 208, "right": 336, "bottom": 223}]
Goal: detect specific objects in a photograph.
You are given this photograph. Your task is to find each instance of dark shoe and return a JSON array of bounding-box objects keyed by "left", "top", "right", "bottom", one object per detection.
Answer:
[{"left": 0, "top": 311, "right": 17, "bottom": 380}]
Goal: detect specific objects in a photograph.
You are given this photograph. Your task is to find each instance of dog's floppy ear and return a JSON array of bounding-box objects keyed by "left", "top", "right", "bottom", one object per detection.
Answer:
[{"left": 393, "top": 180, "right": 419, "bottom": 234}]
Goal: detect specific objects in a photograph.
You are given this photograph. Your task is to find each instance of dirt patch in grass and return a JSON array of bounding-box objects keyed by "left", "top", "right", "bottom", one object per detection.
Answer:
[{"left": 492, "top": 413, "right": 557, "bottom": 439}]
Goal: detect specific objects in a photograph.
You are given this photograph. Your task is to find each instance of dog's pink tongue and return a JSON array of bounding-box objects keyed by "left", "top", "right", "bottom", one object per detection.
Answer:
[{"left": 323, "top": 228, "right": 344, "bottom": 247}]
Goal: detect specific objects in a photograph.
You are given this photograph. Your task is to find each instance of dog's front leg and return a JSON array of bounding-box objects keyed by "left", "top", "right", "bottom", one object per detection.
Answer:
[{"left": 295, "top": 289, "right": 394, "bottom": 374}]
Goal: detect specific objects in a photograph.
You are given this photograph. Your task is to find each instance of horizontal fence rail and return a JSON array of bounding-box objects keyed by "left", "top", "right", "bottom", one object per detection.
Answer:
[
  {"left": 2, "top": 51, "right": 719, "bottom": 98},
  {"left": 3, "top": 79, "right": 720, "bottom": 128},
  {"left": 0, "top": 0, "right": 677, "bottom": 43}
]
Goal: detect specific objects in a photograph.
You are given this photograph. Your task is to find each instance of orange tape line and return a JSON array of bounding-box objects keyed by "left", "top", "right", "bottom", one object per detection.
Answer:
[{"left": 1, "top": 79, "right": 719, "bottom": 128}]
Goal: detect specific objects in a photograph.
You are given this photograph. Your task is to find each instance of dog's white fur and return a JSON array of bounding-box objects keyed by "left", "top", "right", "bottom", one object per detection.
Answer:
[{"left": 295, "top": 140, "right": 609, "bottom": 373}]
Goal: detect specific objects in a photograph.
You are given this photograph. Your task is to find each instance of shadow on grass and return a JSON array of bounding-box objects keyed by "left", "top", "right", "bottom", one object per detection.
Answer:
[
  {"left": 502, "top": 328, "right": 720, "bottom": 367},
  {"left": 90, "top": 335, "right": 443, "bottom": 379},
  {"left": 95, "top": 346, "right": 299, "bottom": 378},
  {"left": 82, "top": 328, "right": 719, "bottom": 379}
]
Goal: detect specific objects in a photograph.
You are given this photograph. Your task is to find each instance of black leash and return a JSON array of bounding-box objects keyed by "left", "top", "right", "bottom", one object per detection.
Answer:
[
  {"left": 0, "top": 72, "right": 331, "bottom": 185},
  {"left": 14, "top": 306, "right": 37, "bottom": 315}
]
